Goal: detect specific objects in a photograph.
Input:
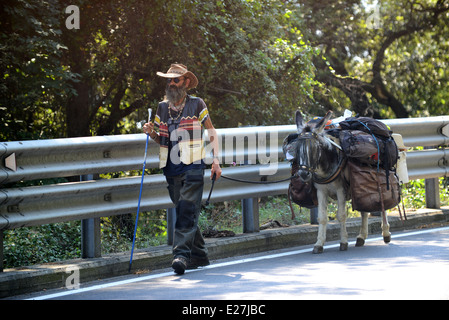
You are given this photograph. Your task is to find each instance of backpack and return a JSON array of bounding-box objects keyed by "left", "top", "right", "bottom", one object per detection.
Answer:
[
  {"left": 339, "top": 129, "right": 398, "bottom": 169},
  {"left": 339, "top": 117, "right": 398, "bottom": 169},
  {"left": 340, "top": 117, "right": 391, "bottom": 138},
  {"left": 288, "top": 162, "right": 318, "bottom": 219},
  {"left": 339, "top": 130, "right": 379, "bottom": 166}
]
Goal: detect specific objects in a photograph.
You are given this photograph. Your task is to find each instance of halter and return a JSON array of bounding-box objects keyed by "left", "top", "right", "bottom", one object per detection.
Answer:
[
  {"left": 294, "top": 131, "right": 346, "bottom": 185},
  {"left": 295, "top": 131, "right": 319, "bottom": 174}
]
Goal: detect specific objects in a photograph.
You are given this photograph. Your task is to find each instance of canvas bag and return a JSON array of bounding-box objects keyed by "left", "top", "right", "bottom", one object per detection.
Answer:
[{"left": 348, "top": 161, "right": 400, "bottom": 212}]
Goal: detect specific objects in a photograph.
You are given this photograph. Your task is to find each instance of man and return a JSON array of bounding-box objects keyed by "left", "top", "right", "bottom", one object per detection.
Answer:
[{"left": 143, "top": 63, "right": 222, "bottom": 275}]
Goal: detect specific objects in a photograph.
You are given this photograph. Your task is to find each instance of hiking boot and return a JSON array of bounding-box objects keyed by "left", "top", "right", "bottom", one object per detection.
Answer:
[
  {"left": 172, "top": 257, "right": 188, "bottom": 275},
  {"left": 187, "top": 256, "right": 210, "bottom": 269}
]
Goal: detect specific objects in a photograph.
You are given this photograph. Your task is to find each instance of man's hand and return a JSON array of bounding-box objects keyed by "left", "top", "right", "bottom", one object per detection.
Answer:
[
  {"left": 143, "top": 122, "right": 154, "bottom": 135},
  {"left": 211, "top": 159, "right": 222, "bottom": 180}
]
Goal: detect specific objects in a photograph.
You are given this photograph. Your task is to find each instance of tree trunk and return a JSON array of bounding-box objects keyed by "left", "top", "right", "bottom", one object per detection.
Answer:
[{"left": 66, "top": 80, "right": 91, "bottom": 137}]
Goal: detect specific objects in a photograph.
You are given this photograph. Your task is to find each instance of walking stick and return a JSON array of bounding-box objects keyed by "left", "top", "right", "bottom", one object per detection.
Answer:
[{"left": 129, "top": 108, "right": 152, "bottom": 273}]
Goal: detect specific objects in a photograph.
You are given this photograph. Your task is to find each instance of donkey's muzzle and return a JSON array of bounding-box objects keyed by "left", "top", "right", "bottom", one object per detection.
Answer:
[{"left": 298, "top": 169, "right": 313, "bottom": 182}]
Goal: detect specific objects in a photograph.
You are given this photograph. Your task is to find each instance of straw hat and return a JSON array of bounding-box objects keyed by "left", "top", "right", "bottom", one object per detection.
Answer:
[{"left": 156, "top": 63, "right": 198, "bottom": 89}]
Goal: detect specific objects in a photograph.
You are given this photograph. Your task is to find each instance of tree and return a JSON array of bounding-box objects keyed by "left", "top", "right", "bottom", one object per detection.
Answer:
[
  {"left": 59, "top": 0, "right": 321, "bottom": 136},
  {"left": 295, "top": 0, "right": 449, "bottom": 118},
  {"left": 1, "top": 0, "right": 321, "bottom": 140},
  {"left": 0, "top": 0, "right": 79, "bottom": 141},
  {"left": 5, "top": 0, "right": 446, "bottom": 141},
  {"left": 171, "top": 0, "right": 321, "bottom": 127}
]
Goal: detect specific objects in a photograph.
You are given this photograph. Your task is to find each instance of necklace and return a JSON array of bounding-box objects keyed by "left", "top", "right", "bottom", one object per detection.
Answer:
[{"left": 168, "top": 98, "right": 186, "bottom": 121}]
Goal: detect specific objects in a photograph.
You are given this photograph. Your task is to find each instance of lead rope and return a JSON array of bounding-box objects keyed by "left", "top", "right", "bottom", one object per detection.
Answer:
[
  {"left": 204, "top": 173, "right": 216, "bottom": 206},
  {"left": 203, "top": 173, "right": 294, "bottom": 207},
  {"left": 220, "top": 174, "right": 294, "bottom": 184}
]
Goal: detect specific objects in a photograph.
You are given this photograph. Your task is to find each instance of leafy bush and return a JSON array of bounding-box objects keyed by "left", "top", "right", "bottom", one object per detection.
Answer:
[{"left": 4, "top": 221, "right": 81, "bottom": 268}]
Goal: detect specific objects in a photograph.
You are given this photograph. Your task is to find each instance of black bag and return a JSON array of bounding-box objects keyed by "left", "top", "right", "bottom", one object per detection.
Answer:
[
  {"left": 340, "top": 130, "right": 379, "bottom": 166},
  {"left": 339, "top": 117, "right": 399, "bottom": 170},
  {"left": 340, "top": 117, "right": 391, "bottom": 138},
  {"left": 288, "top": 163, "right": 318, "bottom": 219}
]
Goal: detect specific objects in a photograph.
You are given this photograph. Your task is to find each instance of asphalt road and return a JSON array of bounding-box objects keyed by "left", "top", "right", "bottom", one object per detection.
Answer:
[{"left": 20, "top": 226, "right": 449, "bottom": 301}]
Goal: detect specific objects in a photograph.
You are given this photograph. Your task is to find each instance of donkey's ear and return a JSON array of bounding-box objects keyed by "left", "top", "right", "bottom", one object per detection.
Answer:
[
  {"left": 295, "top": 110, "right": 305, "bottom": 132},
  {"left": 314, "top": 110, "right": 333, "bottom": 134}
]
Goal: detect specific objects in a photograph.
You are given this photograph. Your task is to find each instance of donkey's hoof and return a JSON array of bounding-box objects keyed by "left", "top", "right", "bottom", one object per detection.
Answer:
[
  {"left": 383, "top": 235, "right": 391, "bottom": 243},
  {"left": 313, "top": 246, "right": 323, "bottom": 254},
  {"left": 340, "top": 243, "right": 348, "bottom": 251},
  {"left": 355, "top": 238, "right": 365, "bottom": 247}
]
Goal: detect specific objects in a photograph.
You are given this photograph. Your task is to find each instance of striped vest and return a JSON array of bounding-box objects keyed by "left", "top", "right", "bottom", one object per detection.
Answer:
[{"left": 154, "top": 95, "right": 209, "bottom": 169}]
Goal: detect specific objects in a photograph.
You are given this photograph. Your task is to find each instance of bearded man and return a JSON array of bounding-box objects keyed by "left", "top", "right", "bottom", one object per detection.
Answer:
[{"left": 143, "top": 64, "right": 221, "bottom": 275}]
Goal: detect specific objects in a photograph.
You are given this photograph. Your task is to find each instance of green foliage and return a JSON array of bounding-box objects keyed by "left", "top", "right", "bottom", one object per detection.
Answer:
[
  {"left": 2, "top": 0, "right": 448, "bottom": 141},
  {"left": 4, "top": 221, "right": 81, "bottom": 268},
  {"left": 199, "top": 196, "right": 309, "bottom": 235},
  {"left": 100, "top": 211, "right": 167, "bottom": 253},
  {"left": 298, "top": 0, "right": 449, "bottom": 118},
  {"left": 401, "top": 178, "right": 449, "bottom": 209},
  {"left": 0, "top": 0, "right": 79, "bottom": 141},
  {"left": 258, "top": 195, "right": 310, "bottom": 225},
  {"left": 2, "top": 0, "right": 321, "bottom": 140},
  {"left": 403, "top": 179, "right": 427, "bottom": 208},
  {"left": 2, "top": 211, "right": 168, "bottom": 269}
]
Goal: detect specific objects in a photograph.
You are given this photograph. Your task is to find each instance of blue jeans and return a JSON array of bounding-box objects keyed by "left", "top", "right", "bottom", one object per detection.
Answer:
[{"left": 166, "top": 168, "right": 207, "bottom": 260}]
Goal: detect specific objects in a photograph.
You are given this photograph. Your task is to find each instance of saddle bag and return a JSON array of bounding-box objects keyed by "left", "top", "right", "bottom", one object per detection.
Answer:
[
  {"left": 348, "top": 161, "right": 400, "bottom": 213},
  {"left": 288, "top": 162, "right": 318, "bottom": 219}
]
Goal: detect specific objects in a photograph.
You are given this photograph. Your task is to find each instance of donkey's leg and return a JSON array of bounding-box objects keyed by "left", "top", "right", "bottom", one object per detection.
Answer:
[
  {"left": 356, "top": 212, "right": 369, "bottom": 247},
  {"left": 336, "top": 191, "right": 348, "bottom": 251},
  {"left": 313, "top": 191, "right": 328, "bottom": 254},
  {"left": 381, "top": 210, "right": 391, "bottom": 243}
]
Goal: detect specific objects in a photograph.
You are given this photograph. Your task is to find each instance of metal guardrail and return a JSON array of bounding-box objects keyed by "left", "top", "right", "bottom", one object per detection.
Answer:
[
  {"left": 0, "top": 163, "right": 292, "bottom": 230},
  {"left": 1, "top": 116, "right": 448, "bottom": 184},
  {"left": 0, "top": 116, "right": 448, "bottom": 232}
]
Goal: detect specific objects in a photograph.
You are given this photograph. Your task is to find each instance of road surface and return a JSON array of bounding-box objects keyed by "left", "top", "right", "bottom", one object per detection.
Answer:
[{"left": 17, "top": 226, "right": 449, "bottom": 301}]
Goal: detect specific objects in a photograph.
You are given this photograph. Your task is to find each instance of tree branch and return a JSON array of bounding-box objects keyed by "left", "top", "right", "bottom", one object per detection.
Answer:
[{"left": 370, "top": 0, "right": 448, "bottom": 118}]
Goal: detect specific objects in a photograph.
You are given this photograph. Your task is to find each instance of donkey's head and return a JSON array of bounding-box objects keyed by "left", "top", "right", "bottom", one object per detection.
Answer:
[
  {"left": 283, "top": 110, "right": 334, "bottom": 182},
  {"left": 295, "top": 110, "right": 332, "bottom": 135}
]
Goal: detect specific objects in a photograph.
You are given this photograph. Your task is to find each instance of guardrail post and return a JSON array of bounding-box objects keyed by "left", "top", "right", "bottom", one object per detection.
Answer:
[
  {"left": 0, "top": 230, "right": 3, "bottom": 272},
  {"left": 425, "top": 178, "right": 441, "bottom": 209},
  {"left": 242, "top": 197, "right": 259, "bottom": 233},
  {"left": 81, "top": 218, "right": 101, "bottom": 258},
  {"left": 166, "top": 207, "right": 176, "bottom": 245},
  {"left": 424, "top": 147, "right": 441, "bottom": 209},
  {"left": 240, "top": 157, "right": 260, "bottom": 233},
  {"left": 80, "top": 174, "right": 101, "bottom": 258}
]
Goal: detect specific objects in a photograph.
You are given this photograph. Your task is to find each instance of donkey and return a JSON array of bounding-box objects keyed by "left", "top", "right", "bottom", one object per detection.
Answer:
[{"left": 287, "top": 110, "right": 391, "bottom": 254}]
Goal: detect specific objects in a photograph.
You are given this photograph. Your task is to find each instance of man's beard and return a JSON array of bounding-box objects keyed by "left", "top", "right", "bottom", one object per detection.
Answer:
[{"left": 165, "top": 83, "right": 187, "bottom": 105}]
